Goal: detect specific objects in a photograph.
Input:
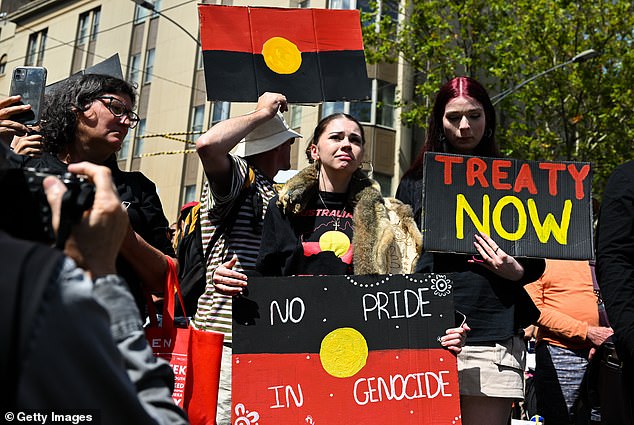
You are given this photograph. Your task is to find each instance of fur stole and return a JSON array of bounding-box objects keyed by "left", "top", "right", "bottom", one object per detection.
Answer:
[{"left": 277, "top": 163, "right": 422, "bottom": 274}]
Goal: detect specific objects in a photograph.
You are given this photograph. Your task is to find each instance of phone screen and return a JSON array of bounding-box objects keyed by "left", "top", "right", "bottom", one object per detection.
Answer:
[{"left": 9, "top": 66, "right": 48, "bottom": 126}]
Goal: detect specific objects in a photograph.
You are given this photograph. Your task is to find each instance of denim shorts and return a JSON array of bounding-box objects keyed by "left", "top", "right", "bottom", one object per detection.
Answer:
[{"left": 457, "top": 335, "right": 527, "bottom": 398}]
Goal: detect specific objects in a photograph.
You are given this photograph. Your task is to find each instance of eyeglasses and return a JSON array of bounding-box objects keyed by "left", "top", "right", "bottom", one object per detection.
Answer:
[{"left": 96, "top": 96, "right": 140, "bottom": 129}]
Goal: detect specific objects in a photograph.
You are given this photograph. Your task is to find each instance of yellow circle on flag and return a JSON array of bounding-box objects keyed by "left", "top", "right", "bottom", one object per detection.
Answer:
[
  {"left": 320, "top": 327, "right": 368, "bottom": 378},
  {"left": 319, "top": 231, "right": 351, "bottom": 258},
  {"left": 262, "top": 37, "right": 302, "bottom": 74}
]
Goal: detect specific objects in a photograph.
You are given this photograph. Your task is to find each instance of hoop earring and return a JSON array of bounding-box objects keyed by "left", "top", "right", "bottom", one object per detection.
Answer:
[{"left": 485, "top": 129, "right": 493, "bottom": 138}]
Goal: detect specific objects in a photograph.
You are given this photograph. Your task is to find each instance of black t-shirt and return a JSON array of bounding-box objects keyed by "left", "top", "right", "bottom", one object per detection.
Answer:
[
  {"left": 257, "top": 191, "right": 355, "bottom": 276},
  {"left": 17, "top": 153, "right": 175, "bottom": 314}
]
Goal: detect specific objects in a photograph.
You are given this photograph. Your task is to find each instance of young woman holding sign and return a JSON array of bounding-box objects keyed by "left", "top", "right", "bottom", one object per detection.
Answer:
[
  {"left": 213, "top": 112, "right": 469, "bottom": 353},
  {"left": 396, "top": 76, "right": 545, "bottom": 425}
]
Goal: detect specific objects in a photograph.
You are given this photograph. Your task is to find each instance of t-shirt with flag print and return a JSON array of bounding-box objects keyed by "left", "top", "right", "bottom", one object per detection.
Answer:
[{"left": 256, "top": 191, "right": 354, "bottom": 277}]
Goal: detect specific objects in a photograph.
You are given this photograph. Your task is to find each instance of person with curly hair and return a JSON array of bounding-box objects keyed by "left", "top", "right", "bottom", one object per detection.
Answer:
[{"left": 9, "top": 73, "right": 174, "bottom": 315}]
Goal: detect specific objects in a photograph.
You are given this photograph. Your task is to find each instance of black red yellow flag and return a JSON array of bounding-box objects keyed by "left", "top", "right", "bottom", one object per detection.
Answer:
[
  {"left": 198, "top": 5, "right": 371, "bottom": 103},
  {"left": 232, "top": 274, "right": 461, "bottom": 424}
]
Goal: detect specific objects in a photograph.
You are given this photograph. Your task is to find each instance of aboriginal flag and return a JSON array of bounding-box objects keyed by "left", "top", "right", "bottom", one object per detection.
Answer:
[
  {"left": 232, "top": 274, "right": 462, "bottom": 424},
  {"left": 198, "top": 5, "right": 371, "bottom": 103}
]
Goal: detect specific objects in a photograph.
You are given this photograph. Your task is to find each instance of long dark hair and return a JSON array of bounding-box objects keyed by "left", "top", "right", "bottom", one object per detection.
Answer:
[
  {"left": 41, "top": 74, "right": 136, "bottom": 155},
  {"left": 403, "top": 76, "right": 500, "bottom": 179},
  {"left": 305, "top": 112, "right": 366, "bottom": 163}
]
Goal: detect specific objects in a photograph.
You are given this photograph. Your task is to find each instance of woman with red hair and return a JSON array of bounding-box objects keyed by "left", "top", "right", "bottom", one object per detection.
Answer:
[{"left": 396, "top": 76, "right": 545, "bottom": 425}]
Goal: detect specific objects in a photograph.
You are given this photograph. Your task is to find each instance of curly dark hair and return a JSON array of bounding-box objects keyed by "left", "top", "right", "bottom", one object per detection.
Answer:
[{"left": 40, "top": 74, "right": 136, "bottom": 155}]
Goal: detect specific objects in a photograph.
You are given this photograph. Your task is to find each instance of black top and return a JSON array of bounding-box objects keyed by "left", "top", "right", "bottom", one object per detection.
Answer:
[
  {"left": 1, "top": 231, "right": 64, "bottom": 406},
  {"left": 16, "top": 153, "right": 175, "bottom": 314},
  {"left": 596, "top": 160, "right": 634, "bottom": 365},
  {"left": 256, "top": 191, "right": 355, "bottom": 277},
  {"left": 397, "top": 173, "right": 544, "bottom": 342}
]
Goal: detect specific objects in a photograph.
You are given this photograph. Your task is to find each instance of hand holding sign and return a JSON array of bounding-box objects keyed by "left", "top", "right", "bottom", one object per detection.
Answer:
[
  {"left": 213, "top": 254, "right": 248, "bottom": 296},
  {"left": 440, "top": 322, "right": 470, "bottom": 354},
  {"left": 469, "top": 231, "right": 526, "bottom": 281},
  {"left": 255, "top": 92, "right": 288, "bottom": 117}
]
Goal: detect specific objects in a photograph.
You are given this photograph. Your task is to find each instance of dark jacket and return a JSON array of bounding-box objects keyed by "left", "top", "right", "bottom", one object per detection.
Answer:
[{"left": 597, "top": 160, "right": 634, "bottom": 365}]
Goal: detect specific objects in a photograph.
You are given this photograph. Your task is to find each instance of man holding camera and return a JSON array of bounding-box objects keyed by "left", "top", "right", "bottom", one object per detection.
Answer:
[{"left": 0, "top": 145, "right": 188, "bottom": 423}]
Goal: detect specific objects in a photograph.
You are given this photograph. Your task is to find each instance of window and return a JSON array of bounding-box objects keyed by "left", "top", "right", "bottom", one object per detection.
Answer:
[
  {"left": 77, "top": 13, "right": 89, "bottom": 45},
  {"left": 0, "top": 54, "right": 7, "bottom": 75},
  {"left": 90, "top": 9, "right": 101, "bottom": 42},
  {"left": 134, "top": 4, "right": 149, "bottom": 23},
  {"left": 128, "top": 53, "right": 141, "bottom": 86},
  {"left": 25, "top": 29, "right": 47, "bottom": 66},
  {"left": 133, "top": 119, "right": 146, "bottom": 157},
  {"left": 373, "top": 172, "right": 392, "bottom": 197},
  {"left": 298, "top": 0, "right": 311, "bottom": 7},
  {"left": 349, "top": 100, "right": 372, "bottom": 123},
  {"left": 196, "top": 47, "right": 204, "bottom": 70},
  {"left": 143, "top": 48, "right": 155, "bottom": 84},
  {"left": 321, "top": 80, "right": 395, "bottom": 128},
  {"left": 189, "top": 105, "right": 205, "bottom": 144},
  {"left": 71, "top": 8, "right": 100, "bottom": 73},
  {"left": 120, "top": 132, "right": 131, "bottom": 160},
  {"left": 183, "top": 184, "right": 197, "bottom": 204},
  {"left": 321, "top": 101, "right": 345, "bottom": 118},
  {"left": 211, "top": 101, "right": 230, "bottom": 124},
  {"left": 329, "top": 0, "right": 353, "bottom": 9},
  {"left": 134, "top": 0, "right": 160, "bottom": 22},
  {"left": 290, "top": 105, "right": 302, "bottom": 128},
  {"left": 376, "top": 81, "right": 395, "bottom": 127},
  {"left": 151, "top": 0, "right": 162, "bottom": 17}
]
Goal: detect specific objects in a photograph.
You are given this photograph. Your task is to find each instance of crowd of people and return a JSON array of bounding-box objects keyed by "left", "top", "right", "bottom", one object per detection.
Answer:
[{"left": 1, "top": 71, "right": 632, "bottom": 425}]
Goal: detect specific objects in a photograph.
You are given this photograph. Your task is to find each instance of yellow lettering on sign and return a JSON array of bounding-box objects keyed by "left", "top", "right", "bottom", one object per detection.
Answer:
[
  {"left": 456, "top": 193, "right": 490, "bottom": 239},
  {"left": 528, "top": 198, "right": 572, "bottom": 244},
  {"left": 492, "top": 196, "right": 527, "bottom": 241},
  {"left": 456, "top": 194, "right": 572, "bottom": 245}
]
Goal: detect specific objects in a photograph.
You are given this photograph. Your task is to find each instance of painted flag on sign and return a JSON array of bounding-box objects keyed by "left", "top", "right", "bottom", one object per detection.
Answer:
[
  {"left": 231, "top": 274, "right": 461, "bottom": 424},
  {"left": 198, "top": 5, "right": 371, "bottom": 103}
]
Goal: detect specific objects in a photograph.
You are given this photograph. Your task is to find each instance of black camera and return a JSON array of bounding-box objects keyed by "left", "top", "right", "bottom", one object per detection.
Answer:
[
  {"left": 22, "top": 168, "right": 95, "bottom": 248},
  {"left": 0, "top": 165, "right": 95, "bottom": 248}
]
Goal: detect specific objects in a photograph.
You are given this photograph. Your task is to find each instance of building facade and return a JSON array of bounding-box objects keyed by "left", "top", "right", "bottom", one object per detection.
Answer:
[{"left": 0, "top": 0, "right": 415, "bottom": 221}]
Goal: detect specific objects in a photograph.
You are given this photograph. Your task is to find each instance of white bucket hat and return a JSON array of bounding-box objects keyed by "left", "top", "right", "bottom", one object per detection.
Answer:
[{"left": 232, "top": 112, "right": 302, "bottom": 157}]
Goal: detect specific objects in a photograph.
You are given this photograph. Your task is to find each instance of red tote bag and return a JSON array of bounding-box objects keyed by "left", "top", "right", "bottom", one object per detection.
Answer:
[{"left": 146, "top": 257, "right": 224, "bottom": 425}]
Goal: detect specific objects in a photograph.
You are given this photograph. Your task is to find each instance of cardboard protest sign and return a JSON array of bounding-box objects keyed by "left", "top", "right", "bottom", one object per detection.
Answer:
[
  {"left": 198, "top": 5, "right": 371, "bottom": 103},
  {"left": 232, "top": 274, "right": 461, "bottom": 424},
  {"left": 422, "top": 152, "right": 594, "bottom": 259},
  {"left": 45, "top": 54, "right": 123, "bottom": 95}
]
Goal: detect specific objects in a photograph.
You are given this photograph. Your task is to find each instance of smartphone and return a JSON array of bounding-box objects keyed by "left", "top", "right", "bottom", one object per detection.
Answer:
[{"left": 9, "top": 66, "right": 48, "bottom": 126}]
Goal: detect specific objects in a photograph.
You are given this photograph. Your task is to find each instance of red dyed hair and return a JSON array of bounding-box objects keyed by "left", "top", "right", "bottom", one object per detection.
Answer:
[{"left": 403, "top": 76, "right": 500, "bottom": 179}]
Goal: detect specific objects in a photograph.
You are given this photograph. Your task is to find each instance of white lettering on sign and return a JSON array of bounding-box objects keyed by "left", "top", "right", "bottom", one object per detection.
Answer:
[
  {"left": 269, "top": 384, "right": 304, "bottom": 408},
  {"left": 362, "top": 288, "right": 431, "bottom": 321},
  {"left": 171, "top": 364, "right": 187, "bottom": 376},
  {"left": 151, "top": 338, "right": 172, "bottom": 348},
  {"left": 353, "top": 370, "right": 452, "bottom": 405},
  {"left": 270, "top": 297, "right": 306, "bottom": 325}
]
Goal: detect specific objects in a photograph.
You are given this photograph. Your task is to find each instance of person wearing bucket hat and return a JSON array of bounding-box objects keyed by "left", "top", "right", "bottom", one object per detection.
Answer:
[{"left": 191, "top": 91, "right": 301, "bottom": 425}]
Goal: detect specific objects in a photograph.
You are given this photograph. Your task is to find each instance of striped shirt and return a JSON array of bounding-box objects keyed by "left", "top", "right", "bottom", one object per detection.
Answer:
[{"left": 191, "top": 155, "right": 275, "bottom": 343}]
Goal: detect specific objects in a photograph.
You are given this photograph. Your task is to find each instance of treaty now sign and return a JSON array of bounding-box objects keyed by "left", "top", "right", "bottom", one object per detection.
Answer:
[{"left": 422, "top": 152, "right": 594, "bottom": 259}]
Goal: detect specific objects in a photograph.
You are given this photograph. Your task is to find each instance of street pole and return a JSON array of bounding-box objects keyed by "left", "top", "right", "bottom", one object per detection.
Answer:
[
  {"left": 131, "top": 0, "right": 200, "bottom": 46},
  {"left": 491, "top": 49, "right": 599, "bottom": 105}
]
